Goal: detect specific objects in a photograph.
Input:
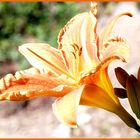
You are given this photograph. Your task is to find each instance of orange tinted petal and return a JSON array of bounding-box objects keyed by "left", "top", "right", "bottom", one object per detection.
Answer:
[
  {"left": 58, "top": 13, "right": 88, "bottom": 75},
  {"left": 58, "top": 9, "right": 98, "bottom": 75},
  {"left": 0, "top": 68, "right": 75, "bottom": 101},
  {"left": 80, "top": 84, "right": 119, "bottom": 112},
  {"left": 19, "top": 43, "right": 72, "bottom": 77},
  {"left": 80, "top": 10, "right": 99, "bottom": 68},
  {"left": 99, "top": 12, "right": 132, "bottom": 51},
  {"left": 52, "top": 85, "right": 85, "bottom": 127},
  {"left": 99, "top": 37, "right": 129, "bottom": 62},
  {"left": 81, "top": 68, "right": 119, "bottom": 104}
]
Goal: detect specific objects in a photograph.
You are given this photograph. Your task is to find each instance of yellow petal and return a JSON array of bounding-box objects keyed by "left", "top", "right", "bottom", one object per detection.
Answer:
[
  {"left": 80, "top": 10, "right": 99, "bottom": 68},
  {"left": 19, "top": 43, "right": 72, "bottom": 78},
  {"left": 99, "top": 37, "right": 129, "bottom": 62},
  {"left": 52, "top": 85, "right": 85, "bottom": 127},
  {"left": 0, "top": 68, "right": 75, "bottom": 101},
  {"left": 81, "top": 68, "right": 119, "bottom": 105},
  {"left": 98, "top": 12, "right": 132, "bottom": 51},
  {"left": 58, "top": 13, "right": 87, "bottom": 73},
  {"left": 80, "top": 84, "right": 140, "bottom": 132},
  {"left": 80, "top": 84, "right": 119, "bottom": 112}
]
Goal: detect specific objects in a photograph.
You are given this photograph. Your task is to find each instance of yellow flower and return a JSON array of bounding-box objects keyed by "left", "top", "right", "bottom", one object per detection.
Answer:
[{"left": 0, "top": 3, "right": 139, "bottom": 131}]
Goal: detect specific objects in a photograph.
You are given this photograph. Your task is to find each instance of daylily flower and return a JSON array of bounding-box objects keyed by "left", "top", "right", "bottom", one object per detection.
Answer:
[{"left": 0, "top": 3, "right": 139, "bottom": 131}]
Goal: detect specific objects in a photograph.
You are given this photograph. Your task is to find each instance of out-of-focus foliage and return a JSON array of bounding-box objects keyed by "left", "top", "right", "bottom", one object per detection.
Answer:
[
  {"left": 137, "top": 2, "right": 140, "bottom": 9},
  {"left": 0, "top": 2, "right": 79, "bottom": 70}
]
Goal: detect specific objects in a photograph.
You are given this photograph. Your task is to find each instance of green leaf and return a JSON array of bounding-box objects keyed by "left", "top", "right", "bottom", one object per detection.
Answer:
[
  {"left": 115, "top": 67, "right": 129, "bottom": 88},
  {"left": 126, "top": 75, "right": 140, "bottom": 119},
  {"left": 114, "top": 88, "right": 127, "bottom": 99}
]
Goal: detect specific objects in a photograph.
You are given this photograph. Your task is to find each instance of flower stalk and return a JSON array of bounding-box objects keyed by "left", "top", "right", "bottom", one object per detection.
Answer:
[{"left": 114, "top": 105, "right": 140, "bottom": 132}]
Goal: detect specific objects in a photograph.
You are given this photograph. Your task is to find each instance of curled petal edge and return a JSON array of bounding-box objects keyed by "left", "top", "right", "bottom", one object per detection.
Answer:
[{"left": 0, "top": 68, "right": 75, "bottom": 101}]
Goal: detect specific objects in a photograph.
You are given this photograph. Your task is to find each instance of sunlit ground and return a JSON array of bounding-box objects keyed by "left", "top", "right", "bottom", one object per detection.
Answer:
[{"left": 0, "top": 2, "right": 140, "bottom": 138}]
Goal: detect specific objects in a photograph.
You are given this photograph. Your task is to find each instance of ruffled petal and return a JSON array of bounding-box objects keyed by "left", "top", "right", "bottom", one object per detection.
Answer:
[
  {"left": 98, "top": 12, "right": 132, "bottom": 53},
  {"left": 58, "top": 13, "right": 87, "bottom": 76},
  {"left": 99, "top": 36, "right": 129, "bottom": 62},
  {"left": 19, "top": 43, "right": 72, "bottom": 77},
  {"left": 57, "top": 5, "right": 99, "bottom": 75},
  {"left": 0, "top": 68, "right": 75, "bottom": 101},
  {"left": 52, "top": 85, "right": 85, "bottom": 127}
]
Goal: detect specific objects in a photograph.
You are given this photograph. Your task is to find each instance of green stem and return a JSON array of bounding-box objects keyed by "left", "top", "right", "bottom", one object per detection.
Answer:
[{"left": 114, "top": 105, "right": 140, "bottom": 133}]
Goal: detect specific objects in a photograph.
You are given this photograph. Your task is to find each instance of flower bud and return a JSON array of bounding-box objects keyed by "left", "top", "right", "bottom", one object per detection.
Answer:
[
  {"left": 114, "top": 88, "right": 127, "bottom": 99},
  {"left": 115, "top": 67, "right": 129, "bottom": 88},
  {"left": 126, "top": 75, "right": 140, "bottom": 119}
]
